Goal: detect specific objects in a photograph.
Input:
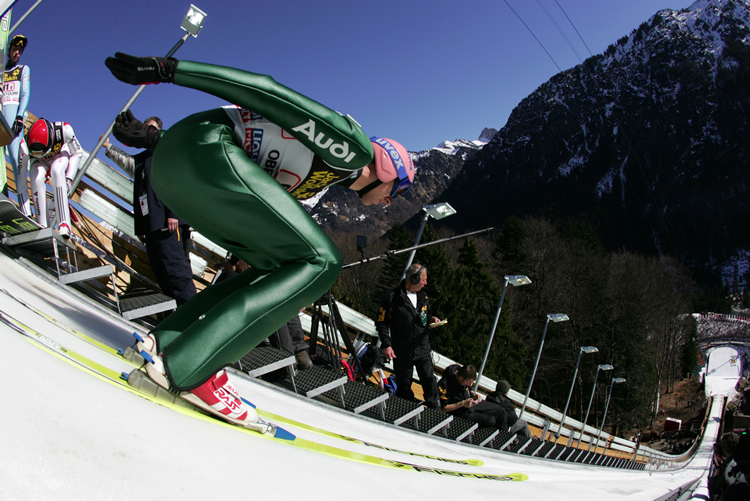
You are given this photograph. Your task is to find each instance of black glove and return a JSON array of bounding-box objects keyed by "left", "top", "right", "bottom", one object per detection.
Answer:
[
  {"left": 112, "top": 110, "right": 160, "bottom": 149},
  {"left": 12, "top": 115, "right": 24, "bottom": 136},
  {"left": 105, "top": 52, "right": 177, "bottom": 85}
]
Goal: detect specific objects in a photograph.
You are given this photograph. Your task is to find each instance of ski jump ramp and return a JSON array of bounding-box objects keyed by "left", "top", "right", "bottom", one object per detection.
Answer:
[{"left": 0, "top": 248, "right": 735, "bottom": 500}]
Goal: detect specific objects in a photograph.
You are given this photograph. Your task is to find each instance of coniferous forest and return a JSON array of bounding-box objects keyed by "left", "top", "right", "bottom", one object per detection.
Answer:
[{"left": 331, "top": 215, "right": 702, "bottom": 436}]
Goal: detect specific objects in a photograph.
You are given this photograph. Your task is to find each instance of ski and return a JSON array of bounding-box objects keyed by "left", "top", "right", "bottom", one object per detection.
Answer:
[
  {"left": 0, "top": 286, "right": 147, "bottom": 365},
  {"left": 0, "top": 286, "right": 488, "bottom": 467},
  {"left": 0, "top": 307, "right": 528, "bottom": 481},
  {"left": 0, "top": 308, "right": 294, "bottom": 440}
]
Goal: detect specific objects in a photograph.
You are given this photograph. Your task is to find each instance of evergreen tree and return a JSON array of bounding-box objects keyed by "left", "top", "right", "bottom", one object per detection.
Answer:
[
  {"left": 494, "top": 216, "right": 529, "bottom": 271},
  {"left": 412, "top": 224, "right": 453, "bottom": 319},
  {"left": 430, "top": 238, "right": 527, "bottom": 386},
  {"left": 371, "top": 223, "right": 413, "bottom": 312},
  {"left": 681, "top": 318, "right": 699, "bottom": 378}
]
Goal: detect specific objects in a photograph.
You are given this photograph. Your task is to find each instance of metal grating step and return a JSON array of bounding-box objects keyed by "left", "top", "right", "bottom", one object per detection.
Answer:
[
  {"left": 567, "top": 449, "right": 585, "bottom": 462},
  {"left": 286, "top": 364, "right": 347, "bottom": 399},
  {"left": 521, "top": 438, "right": 545, "bottom": 456},
  {"left": 445, "top": 416, "right": 478, "bottom": 443},
  {"left": 535, "top": 441, "right": 556, "bottom": 458},
  {"left": 557, "top": 447, "right": 577, "bottom": 461},
  {"left": 364, "top": 394, "right": 424, "bottom": 426},
  {"left": 321, "top": 380, "right": 389, "bottom": 414},
  {"left": 490, "top": 430, "right": 517, "bottom": 451},
  {"left": 472, "top": 427, "right": 499, "bottom": 447},
  {"left": 546, "top": 444, "right": 567, "bottom": 459},
  {"left": 418, "top": 407, "right": 453, "bottom": 436},
  {"left": 120, "top": 290, "right": 176, "bottom": 320},
  {"left": 505, "top": 436, "right": 532, "bottom": 454},
  {"left": 237, "top": 346, "right": 295, "bottom": 378}
]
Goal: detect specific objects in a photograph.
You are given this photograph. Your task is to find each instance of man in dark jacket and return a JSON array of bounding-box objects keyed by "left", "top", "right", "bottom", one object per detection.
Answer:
[
  {"left": 376, "top": 263, "right": 441, "bottom": 408},
  {"left": 438, "top": 366, "right": 531, "bottom": 437},
  {"left": 487, "top": 380, "right": 532, "bottom": 437},
  {"left": 102, "top": 117, "right": 196, "bottom": 305}
]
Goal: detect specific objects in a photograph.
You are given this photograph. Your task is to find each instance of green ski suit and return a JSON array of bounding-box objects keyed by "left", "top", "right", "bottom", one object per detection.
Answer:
[{"left": 149, "top": 61, "right": 374, "bottom": 390}]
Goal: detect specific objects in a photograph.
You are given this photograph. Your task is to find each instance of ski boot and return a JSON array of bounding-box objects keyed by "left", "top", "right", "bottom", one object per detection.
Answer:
[{"left": 136, "top": 348, "right": 273, "bottom": 434}]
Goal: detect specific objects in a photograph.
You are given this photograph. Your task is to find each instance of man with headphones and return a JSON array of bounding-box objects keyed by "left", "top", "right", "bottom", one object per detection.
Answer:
[{"left": 376, "top": 263, "right": 442, "bottom": 408}]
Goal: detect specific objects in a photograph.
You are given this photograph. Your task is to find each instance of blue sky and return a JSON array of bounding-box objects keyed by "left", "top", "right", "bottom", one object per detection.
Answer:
[{"left": 8, "top": 0, "right": 689, "bottom": 157}]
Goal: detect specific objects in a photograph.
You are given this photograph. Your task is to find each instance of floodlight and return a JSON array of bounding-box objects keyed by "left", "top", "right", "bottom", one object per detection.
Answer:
[{"left": 181, "top": 4, "right": 207, "bottom": 37}]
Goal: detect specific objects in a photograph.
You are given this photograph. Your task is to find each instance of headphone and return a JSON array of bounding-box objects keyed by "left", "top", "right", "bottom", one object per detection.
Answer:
[{"left": 410, "top": 265, "right": 425, "bottom": 285}]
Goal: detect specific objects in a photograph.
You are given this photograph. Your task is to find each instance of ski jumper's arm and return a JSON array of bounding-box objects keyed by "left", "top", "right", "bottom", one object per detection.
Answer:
[
  {"left": 17, "top": 65, "right": 29, "bottom": 120},
  {"left": 104, "top": 144, "right": 136, "bottom": 178},
  {"left": 171, "top": 60, "right": 374, "bottom": 169}
]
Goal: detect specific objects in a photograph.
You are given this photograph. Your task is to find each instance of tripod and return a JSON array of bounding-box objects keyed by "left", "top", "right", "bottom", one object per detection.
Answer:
[{"left": 308, "top": 292, "right": 368, "bottom": 382}]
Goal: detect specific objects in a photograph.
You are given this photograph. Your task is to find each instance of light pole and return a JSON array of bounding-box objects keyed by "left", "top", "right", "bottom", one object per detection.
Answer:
[
  {"left": 519, "top": 313, "right": 569, "bottom": 420},
  {"left": 399, "top": 203, "right": 456, "bottom": 283},
  {"left": 590, "top": 377, "right": 626, "bottom": 452},
  {"left": 570, "top": 364, "right": 613, "bottom": 447},
  {"left": 554, "top": 346, "right": 598, "bottom": 440},
  {"left": 68, "top": 4, "right": 208, "bottom": 198},
  {"left": 474, "top": 275, "right": 531, "bottom": 392}
]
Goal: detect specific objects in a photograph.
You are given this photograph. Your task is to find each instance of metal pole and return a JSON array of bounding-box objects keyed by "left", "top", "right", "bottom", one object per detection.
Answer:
[
  {"left": 67, "top": 32, "right": 190, "bottom": 198},
  {"left": 8, "top": 0, "right": 44, "bottom": 33},
  {"left": 571, "top": 366, "right": 602, "bottom": 447},
  {"left": 557, "top": 349, "right": 583, "bottom": 439},
  {"left": 591, "top": 380, "right": 616, "bottom": 452},
  {"left": 473, "top": 277, "right": 509, "bottom": 392},
  {"left": 341, "top": 227, "right": 494, "bottom": 269},
  {"left": 519, "top": 317, "right": 550, "bottom": 421},
  {"left": 399, "top": 212, "right": 429, "bottom": 283}
]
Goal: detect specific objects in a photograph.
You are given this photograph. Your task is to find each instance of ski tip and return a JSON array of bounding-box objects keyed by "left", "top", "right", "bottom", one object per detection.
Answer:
[{"left": 271, "top": 425, "right": 296, "bottom": 441}]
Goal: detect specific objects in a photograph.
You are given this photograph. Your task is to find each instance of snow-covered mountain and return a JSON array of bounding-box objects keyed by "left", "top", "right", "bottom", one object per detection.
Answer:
[
  {"left": 438, "top": 0, "right": 750, "bottom": 288},
  {"left": 307, "top": 129, "right": 494, "bottom": 238}
]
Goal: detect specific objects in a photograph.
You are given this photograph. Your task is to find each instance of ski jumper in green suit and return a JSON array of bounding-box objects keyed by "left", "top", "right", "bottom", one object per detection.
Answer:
[{"left": 145, "top": 61, "right": 374, "bottom": 391}]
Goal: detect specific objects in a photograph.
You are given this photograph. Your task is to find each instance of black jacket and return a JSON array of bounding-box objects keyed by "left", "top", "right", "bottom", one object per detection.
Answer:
[
  {"left": 486, "top": 390, "right": 519, "bottom": 430},
  {"left": 106, "top": 144, "right": 184, "bottom": 234},
  {"left": 437, "top": 364, "right": 471, "bottom": 417},
  {"left": 375, "top": 282, "right": 433, "bottom": 360},
  {"left": 133, "top": 150, "right": 182, "bottom": 234}
]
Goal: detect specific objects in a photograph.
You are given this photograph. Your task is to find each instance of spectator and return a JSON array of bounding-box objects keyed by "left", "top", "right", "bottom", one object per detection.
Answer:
[
  {"left": 20, "top": 118, "right": 81, "bottom": 237},
  {"left": 438, "top": 364, "right": 531, "bottom": 437},
  {"left": 101, "top": 118, "right": 196, "bottom": 306},
  {"left": 105, "top": 52, "right": 415, "bottom": 431},
  {"left": 2, "top": 34, "right": 30, "bottom": 202},
  {"left": 376, "top": 263, "right": 441, "bottom": 408},
  {"left": 710, "top": 432, "right": 750, "bottom": 500},
  {"left": 266, "top": 314, "right": 312, "bottom": 370},
  {"left": 486, "top": 379, "right": 532, "bottom": 437}
]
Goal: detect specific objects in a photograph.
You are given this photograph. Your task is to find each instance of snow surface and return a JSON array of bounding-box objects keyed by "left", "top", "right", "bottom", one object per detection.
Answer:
[
  {"left": 704, "top": 345, "right": 744, "bottom": 398},
  {"left": 0, "top": 249, "right": 731, "bottom": 500}
]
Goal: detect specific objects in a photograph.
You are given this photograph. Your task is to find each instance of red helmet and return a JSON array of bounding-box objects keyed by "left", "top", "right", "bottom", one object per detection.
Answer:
[{"left": 27, "top": 118, "right": 54, "bottom": 157}]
